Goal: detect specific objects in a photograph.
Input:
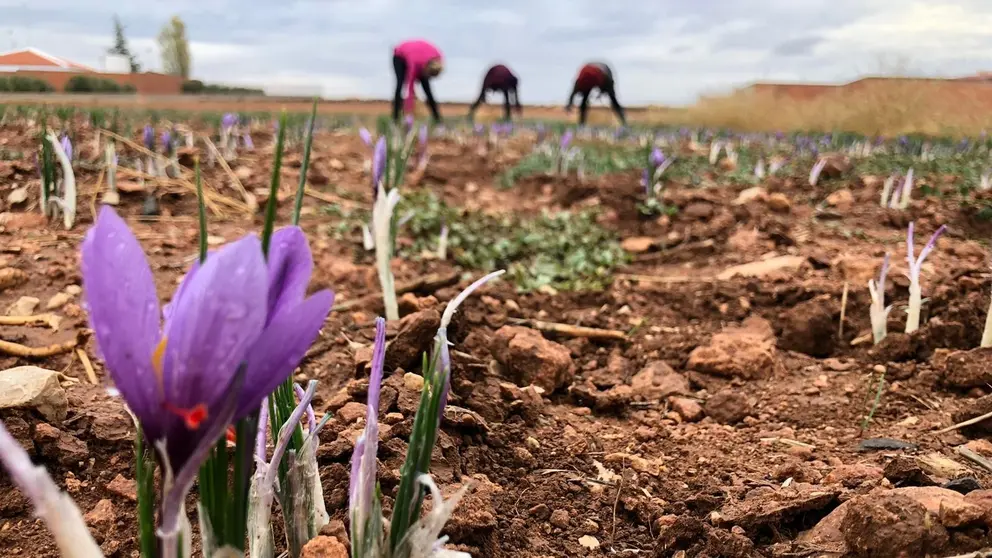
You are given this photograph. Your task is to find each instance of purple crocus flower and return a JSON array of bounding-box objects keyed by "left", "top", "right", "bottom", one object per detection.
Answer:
[
  {"left": 243, "top": 133, "right": 255, "bottom": 150},
  {"left": 143, "top": 125, "right": 155, "bottom": 151},
  {"left": 349, "top": 317, "right": 386, "bottom": 550},
  {"left": 161, "top": 131, "right": 172, "bottom": 154},
  {"left": 371, "top": 136, "right": 387, "bottom": 196},
  {"left": 649, "top": 147, "right": 665, "bottom": 167},
  {"left": 560, "top": 130, "right": 574, "bottom": 150},
  {"left": 404, "top": 114, "right": 414, "bottom": 132},
  {"left": 80, "top": 207, "right": 333, "bottom": 541},
  {"left": 359, "top": 127, "right": 372, "bottom": 147},
  {"left": 59, "top": 134, "right": 72, "bottom": 161}
]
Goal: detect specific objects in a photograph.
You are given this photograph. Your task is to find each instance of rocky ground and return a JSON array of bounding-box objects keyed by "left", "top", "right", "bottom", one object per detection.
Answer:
[{"left": 2, "top": 122, "right": 992, "bottom": 558}]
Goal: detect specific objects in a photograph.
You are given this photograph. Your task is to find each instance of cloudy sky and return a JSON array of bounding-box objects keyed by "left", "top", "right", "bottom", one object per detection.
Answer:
[{"left": 3, "top": 0, "right": 992, "bottom": 105}]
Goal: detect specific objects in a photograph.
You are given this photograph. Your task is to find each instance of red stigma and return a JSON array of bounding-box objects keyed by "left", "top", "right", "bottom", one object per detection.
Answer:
[
  {"left": 226, "top": 425, "right": 236, "bottom": 444},
  {"left": 164, "top": 402, "right": 209, "bottom": 430}
]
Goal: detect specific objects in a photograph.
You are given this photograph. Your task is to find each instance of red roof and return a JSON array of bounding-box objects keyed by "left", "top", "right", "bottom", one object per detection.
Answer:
[{"left": 0, "top": 48, "right": 94, "bottom": 71}]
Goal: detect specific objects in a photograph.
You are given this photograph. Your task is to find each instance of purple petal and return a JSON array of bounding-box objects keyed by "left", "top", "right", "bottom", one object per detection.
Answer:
[
  {"left": 161, "top": 235, "right": 269, "bottom": 411},
  {"left": 359, "top": 128, "right": 372, "bottom": 146},
  {"left": 293, "top": 383, "right": 317, "bottom": 434},
  {"left": 81, "top": 206, "right": 161, "bottom": 428},
  {"left": 163, "top": 259, "right": 201, "bottom": 323},
  {"left": 368, "top": 317, "right": 386, "bottom": 418},
  {"left": 265, "top": 227, "right": 313, "bottom": 321},
  {"left": 235, "top": 290, "right": 334, "bottom": 419},
  {"left": 372, "top": 136, "right": 387, "bottom": 192},
  {"left": 350, "top": 317, "right": 385, "bottom": 519}
]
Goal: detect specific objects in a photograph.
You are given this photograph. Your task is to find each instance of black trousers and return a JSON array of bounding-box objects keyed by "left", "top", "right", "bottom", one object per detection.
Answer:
[
  {"left": 468, "top": 85, "right": 518, "bottom": 121},
  {"left": 577, "top": 78, "right": 626, "bottom": 126},
  {"left": 392, "top": 54, "right": 440, "bottom": 123}
]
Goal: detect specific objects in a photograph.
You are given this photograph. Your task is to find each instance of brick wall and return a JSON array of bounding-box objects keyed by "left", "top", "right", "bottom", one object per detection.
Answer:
[{"left": 5, "top": 70, "right": 183, "bottom": 94}]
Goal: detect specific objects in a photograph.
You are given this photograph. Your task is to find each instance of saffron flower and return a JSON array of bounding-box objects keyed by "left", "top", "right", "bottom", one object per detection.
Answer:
[
  {"left": 350, "top": 317, "right": 387, "bottom": 558},
  {"left": 143, "top": 125, "right": 155, "bottom": 151},
  {"left": 371, "top": 136, "right": 387, "bottom": 196},
  {"left": 60, "top": 134, "right": 73, "bottom": 161},
  {"left": 222, "top": 113, "right": 238, "bottom": 130},
  {"left": 81, "top": 207, "right": 333, "bottom": 545}
]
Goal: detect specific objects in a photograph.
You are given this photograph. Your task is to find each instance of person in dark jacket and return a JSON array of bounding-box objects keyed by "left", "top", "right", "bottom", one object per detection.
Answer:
[
  {"left": 565, "top": 62, "right": 626, "bottom": 126},
  {"left": 468, "top": 64, "right": 522, "bottom": 121},
  {"left": 392, "top": 39, "right": 445, "bottom": 123}
]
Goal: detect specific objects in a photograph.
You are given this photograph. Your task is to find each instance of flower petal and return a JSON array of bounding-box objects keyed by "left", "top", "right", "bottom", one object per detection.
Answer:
[
  {"left": 235, "top": 290, "right": 334, "bottom": 419},
  {"left": 161, "top": 234, "right": 268, "bottom": 411},
  {"left": 163, "top": 259, "right": 200, "bottom": 324},
  {"left": 81, "top": 206, "right": 161, "bottom": 430},
  {"left": 265, "top": 227, "right": 313, "bottom": 321}
]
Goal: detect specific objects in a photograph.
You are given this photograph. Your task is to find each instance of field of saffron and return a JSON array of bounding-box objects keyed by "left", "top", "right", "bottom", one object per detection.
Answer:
[{"left": 4, "top": 102, "right": 992, "bottom": 558}]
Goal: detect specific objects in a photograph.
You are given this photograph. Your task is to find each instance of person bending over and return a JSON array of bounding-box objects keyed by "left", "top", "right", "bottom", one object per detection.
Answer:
[
  {"left": 468, "top": 63, "right": 522, "bottom": 121},
  {"left": 565, "top": 62, "right": 626, "bottom": 126},
  {"left": 392, "top": 39, "right": 444, "bottom": 123}
]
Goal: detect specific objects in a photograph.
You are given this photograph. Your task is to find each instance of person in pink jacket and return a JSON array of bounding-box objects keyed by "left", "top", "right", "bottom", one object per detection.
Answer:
[{"left": 392, "top": 39, "right": 444, "bottom": 123}]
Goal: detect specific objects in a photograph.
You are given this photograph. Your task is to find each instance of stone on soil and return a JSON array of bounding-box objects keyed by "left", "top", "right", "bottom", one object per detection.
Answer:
[
  {"left": 687, "top": 317, "right": 782, "bottom": 379},
  {"left": 300, "top": 536, "right": 348, "bottom": 558},
  {"left": 715, "top": 482, "right": 839, "bottom": 533},
  {"left": 630, "top": 361, "right": 689, "bottom": 401},
  {"left": 0, "top": 267, "right": 28, "bottom": 292},
  {"left": 670, "top": 397, "right": 704, "bottom": 422},
  {"left": 490, "top": 326, "right": 575, "bottom": 391},
  {"left": 33, "top": 423, "right": 88, "bottom": 465},
  {"left": 386, "top": 309, "right": 441, "bottom": 371},
  {"left": 704, "top": 389, "right": 751, "bottom": 424},
  {"left": 941, "top": 347, "right": 992, "bottom": 389},
  {"left": 5, "top": 295, "right": 39, "bottom": 316},
  {"left": 0, "top": 366, "right": 68, "bottom": 422}
]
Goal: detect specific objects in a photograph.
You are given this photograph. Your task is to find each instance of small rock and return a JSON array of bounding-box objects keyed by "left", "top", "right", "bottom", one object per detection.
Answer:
[
  {"left": 387, "top": 310, "right": 442, "bottom": 370},
  {"left": 671, "top": 397, "right": 704, "bottom": 422},
  {"left": 33, "top": 423, "right": 88, "bottom": 465},
  {"left": 45, "top": 292, "right": 71, "bottom": 310},
  {"left": 842, "top": 492, "right": 948, "bottom": 557},
  {"left": 621, "top": 237, "right": 655, "bottom": 253},
  {"left": 529, "top": 503, "right": 551, "bottom": 520},
  {"left": 580, "top": 519, "right": 599, "bottom": 534},
  {"left": 106, "top": 474, "right": 137, "bottom": 501},
  {"left": 733, "top": 186, "right": 768, "bottom": 206},
  {"left": 550, "top": 509, "right": 570, "bottom": 528},
  {"left": 300, "top": 536, "right": 348, "bottom": 558},
  {"left": 715, "top": 483, "right": 839, "bottom": 533},
  {"left": 0, "top": 366, "right": 69, "bottom": 422},
  {"left": 687, "top": 317, "right": 782, "bottom": 380},
  {"left": 0, "top": 267, "right": 28, "bottom": 292},
  {"left": 490, "top": 326, "right": 575, "bottom": 392},
  {"left": 6, "top": 295, "right": 39, "bottom": 316},
  {"left": 943, "top": 477, "right": 982, "bottom": 494},
  {"left": 941, "top": 347, "right": 992, "bottom": 389},
  {"left": 337, "top": 402, "right": 367, "bottom": 424},
  {"left": 825, "top": 189, "right": 854, "bottom": 211},
  {"left": 6, "top": 187, "right": 28, "bottom": 205},
  {"left": 578, "top": 535, "right": 600, "bottom": 550},
  {"left": 823, "top": 463, "right": 885, "bottom": 488},
  {"left": 512, "top": 447, "right": 537, "bottom": 468},
  {"left": 858, "top": 437, "right": 917, "bottom": 452},
  {"left": 630, "top": 361, "right": 688, "bottom": 401},
  {"left": 65, "top": 285, "right": 82, "bottom": 296},
  {"left": 84, "top": 499, "right": 115, "bottom": 530},
  {"left": 767, "top": 193, "right": 791, "bottom": 213},
  {"left": 704, "top": 389, "right": 751, "bottom": 424}
]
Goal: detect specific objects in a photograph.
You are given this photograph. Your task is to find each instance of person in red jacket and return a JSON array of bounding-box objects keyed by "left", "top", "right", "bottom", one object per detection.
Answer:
[
  {"left": 467, "top": 64, "right": 522, "bottom": 122},
  {"left": 392, "top": 39, "right": 444, "bottom": 123},
  {"left": 565, "top": 62, "right": 626, "bottom": 126}
]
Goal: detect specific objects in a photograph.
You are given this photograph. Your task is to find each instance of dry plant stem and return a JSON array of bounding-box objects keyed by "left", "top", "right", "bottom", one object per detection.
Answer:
[
  {"left": 838, "top": 282, "right": 849, "bottom": 340},
  {"left": 331, "top": 271, "right": 460, "bottom": 312},
  {"left": 199, "top": 135, "right": 254, "bottom": 207},
  {"left": 942, "top": 550, "right": 992, "bottom": 558},
  {"left": 303, "top": 187, "right": 365, "bottom": 209},
  {"left": 76, "top": 348, "right": 97, "bottom": 384},
  {"left": 0, "top": 332, "right": 80, "bottom": 357},
  {"left": 935, "top": 409, "right": 992, "bottom": 434},
  {"left": 100, "top": 129, "right": 250, "bottom": 216},
  {"left": 0, "top": 314, "right": 61, "bottom": 330},
  {"left": 506, "top": 318, "right": 626, "bottom": 340},
  {"left": 956, "top": 445, "right": 992, "bottom": 474}
]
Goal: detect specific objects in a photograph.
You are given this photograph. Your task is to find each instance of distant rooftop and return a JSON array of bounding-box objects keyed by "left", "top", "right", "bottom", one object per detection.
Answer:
[{"left": 0, "top": 47, "right": 95, "bottom": 72}]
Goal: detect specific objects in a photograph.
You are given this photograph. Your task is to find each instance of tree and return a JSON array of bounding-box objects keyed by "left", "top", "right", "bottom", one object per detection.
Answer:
[
  {"left": 108, "top": 16, "right": 141, "bottom": 73},
  {"left": 158, "top": 16, "right": 191, "bottom": 79}
]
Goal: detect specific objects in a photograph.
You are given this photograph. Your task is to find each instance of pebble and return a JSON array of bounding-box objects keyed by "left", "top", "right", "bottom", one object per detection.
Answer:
[{"left": 550, "top": 509, "right": 570, "bottom": 528}]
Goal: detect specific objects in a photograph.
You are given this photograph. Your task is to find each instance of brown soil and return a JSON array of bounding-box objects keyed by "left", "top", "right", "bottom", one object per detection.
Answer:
[{"left": 2, "top": 121, "right": 992, "bottom": 558}]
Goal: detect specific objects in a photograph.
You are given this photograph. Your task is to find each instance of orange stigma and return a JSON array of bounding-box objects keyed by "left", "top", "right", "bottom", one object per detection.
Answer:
[
  {"left": 151, "top": 337, "right": 168, "bottom": 391},
  {"left": 226, "top": 425, "right": 237, "bottom": 444},
  {"left": 164, "top": 402, "right": 209, "bottom": 430}
]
